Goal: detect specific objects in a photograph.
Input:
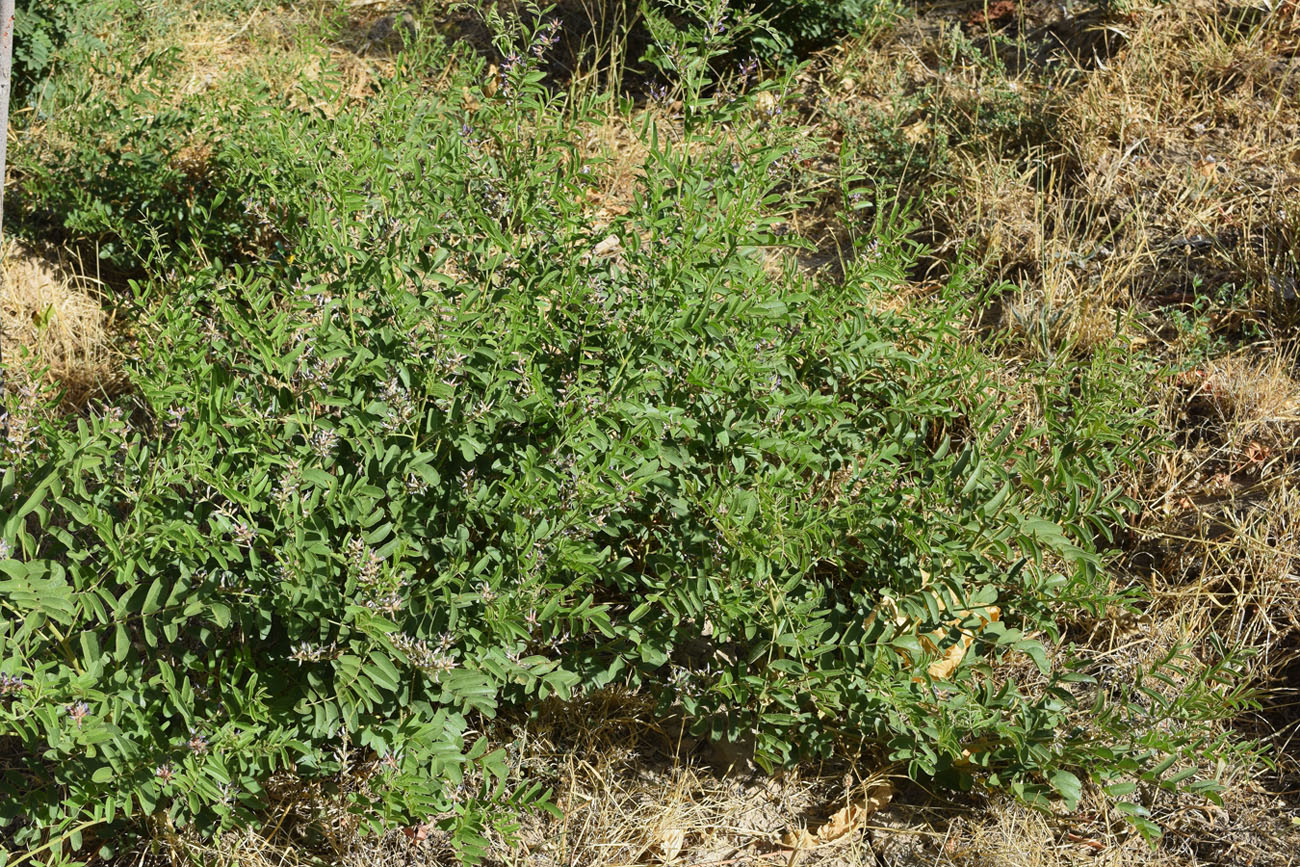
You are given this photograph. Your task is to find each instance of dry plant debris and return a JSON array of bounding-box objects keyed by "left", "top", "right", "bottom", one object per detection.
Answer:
[
  {"left": 0, "top": 242, "right": 119, "bottom": 408},
  {"left": 779, "top": 782, "right": 895, "bottom": 852}
]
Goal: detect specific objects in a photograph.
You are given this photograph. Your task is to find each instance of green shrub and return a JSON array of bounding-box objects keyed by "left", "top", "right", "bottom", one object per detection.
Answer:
[
  {"left": 748, "top": 0, "right": 897, "bottom": 57},
  {"left": 0, "top": 10, "right": 1258, "bottom": 863},
  {"left": 641, "top": 0, "right": 899, "bottom": 66},
  {"left": 8, "top": 1, "right": 252, "bottom": 274}
]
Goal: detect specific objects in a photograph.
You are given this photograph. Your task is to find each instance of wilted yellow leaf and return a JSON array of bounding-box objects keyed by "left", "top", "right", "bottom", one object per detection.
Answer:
[{"left": 926, "top": 633, "right": 972, "bottom": 680}]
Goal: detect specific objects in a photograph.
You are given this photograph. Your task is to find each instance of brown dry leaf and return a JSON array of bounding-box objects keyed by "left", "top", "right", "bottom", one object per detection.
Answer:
[
  {"left": 780, "top": 783, "right": 895, "bottom": 850},
  {"left": 876, "top": 590, "right": 1000, "bottom": 680},
  {"left": 1245, "top": 441, "right": 1271, "bottom": 464},
  {"left": 816, "top": 802, "right": 867, "bottom": 843},
  {"left": 903, "top": 121, "right": 929, "bottom": 145},
  {"left": 780, "top": 827, "right": 818, "bottom": 850},
  {"left": 1195, "top": 156, "right": 1226, "bottom": 179},
  {"left": 591, "top": 234, "right": 622, "bottom": 259},
  {"left": 656, "top": 828, "right": 686, "bottom": 862},
  {"left": 916, "top": 604, "right": 1001, "bottom": 681}
]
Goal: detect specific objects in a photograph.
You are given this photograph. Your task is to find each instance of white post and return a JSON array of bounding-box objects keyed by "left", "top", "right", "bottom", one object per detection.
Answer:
[
  {"left": 0, "top": 0, "right": 12, "bottom": 407},
  {"left": 0, "top": 1, "right": 11, "bottom": 239}
]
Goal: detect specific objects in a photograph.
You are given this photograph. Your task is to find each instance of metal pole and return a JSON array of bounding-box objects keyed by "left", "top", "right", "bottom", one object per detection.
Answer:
[
  {"left": 0, "top": 1, "right": 10, "bottom": 243},
  {"left": 0, "top": 0, "right": 12, "bottom": 414}
]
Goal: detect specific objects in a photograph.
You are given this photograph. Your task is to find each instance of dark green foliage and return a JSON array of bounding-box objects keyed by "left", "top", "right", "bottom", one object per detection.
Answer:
[
  {"left": 12, "top": 0, "right": 90, "bottom": 106},
  {"left": 7, "top": 2, "right": 250, "bottom": 273},
  {"left": 748, "top": 0, "right": 895, "bottom": 57},
  {"left": 643, "top": 0, "right": 898, "bottom": 64}
]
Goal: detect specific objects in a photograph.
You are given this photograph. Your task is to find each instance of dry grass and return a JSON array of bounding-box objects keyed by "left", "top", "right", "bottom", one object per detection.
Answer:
[
  {"left": 1, "top": 242, "right": 120, "bottom": 409},
  {"left": 812, "top": 0, "right": 1299, "bottom": 346},
  {"left": 502, "top": 693, "right": 894, "bottom": 867}
]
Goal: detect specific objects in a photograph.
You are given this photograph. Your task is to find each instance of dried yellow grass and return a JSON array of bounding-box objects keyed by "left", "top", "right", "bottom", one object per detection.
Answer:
[{"left": 1, "top": 242, "right": 120, "bottom": 408}]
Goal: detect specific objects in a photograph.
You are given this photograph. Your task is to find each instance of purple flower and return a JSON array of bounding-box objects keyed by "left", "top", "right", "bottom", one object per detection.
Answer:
[
  {"left": 0, "top": 673, "right": 26, "bottom": 698},
  {"left": 738, "top": 56, "right": 758, "bottom": 87},
  {"left": 648, "top": 82, "right": 671, "bottom": 109},
  {"left": 499, "top": 51, "right": 522, "bottom": 95},
  {"left": 531, "top": 19, "right": 561, "bottom": 58},
  {"left": 67, "top": 701, "right": 90, "bottom": 726}
]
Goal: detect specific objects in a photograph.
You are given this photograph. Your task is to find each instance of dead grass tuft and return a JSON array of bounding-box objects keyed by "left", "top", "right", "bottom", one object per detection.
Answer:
[{"left": 1, "top": 243, "right": 121, "bottom": 409}]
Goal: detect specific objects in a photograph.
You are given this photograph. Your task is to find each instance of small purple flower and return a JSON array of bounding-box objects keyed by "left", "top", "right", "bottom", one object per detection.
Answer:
[
  {"left": 0, "top": 673, "right": 26, "bottom": 698},
  {"left": 347, "top": 537, "right": 382, "bottom": 586},
  {"left": 155, "top": 764, "right": 175, "bottom": 784},
  {"left": 187, "top": 731, "right": 209, "bottom": 755},
  {"left": 499, "top": 51, "right": 522, "bottom": 94},
  {"left": 366, "top": 592, "right": 404, "bottom": 615},
  {"left": 707, "top": 12, "right": 728, "bottom": 40},
  {"left": 67, "top": 701, "right": 90, "bottom": 727},
  {"left": 309, "top": 428, "right": 340, "bottom": 459},
  {"left": 531, "top": 19, "right": 561, "bottom": 58},
  {"left": 231, "top": 520, "right": 257, "bottom": 546},
  {"left": 738, "top": 56, "right": 758, "bottom": 88}
]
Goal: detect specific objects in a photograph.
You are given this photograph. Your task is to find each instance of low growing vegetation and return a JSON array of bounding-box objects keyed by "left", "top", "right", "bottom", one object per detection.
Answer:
[{"left": 1, "top": 0, "right": 1297, "bottom": 864}]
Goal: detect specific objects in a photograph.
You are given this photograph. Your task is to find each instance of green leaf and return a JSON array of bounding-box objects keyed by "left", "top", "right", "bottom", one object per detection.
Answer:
[
  {"left": 1015, "top": 639, "right": 1050, "bottom": 675},
  {"left": 80, "top": 630, "right": 102, "bottom": 665},
  {"left": 1049, "top": 770, "right": 1083, "bottom": 810},
  {"left": 141, "top": 577, "right": 164, "bottom": 616}
]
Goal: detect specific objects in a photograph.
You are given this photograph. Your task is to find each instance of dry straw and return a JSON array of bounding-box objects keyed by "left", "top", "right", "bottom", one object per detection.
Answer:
[{"left": 0, "top": 242, "right": 121, "bottom": 408}]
